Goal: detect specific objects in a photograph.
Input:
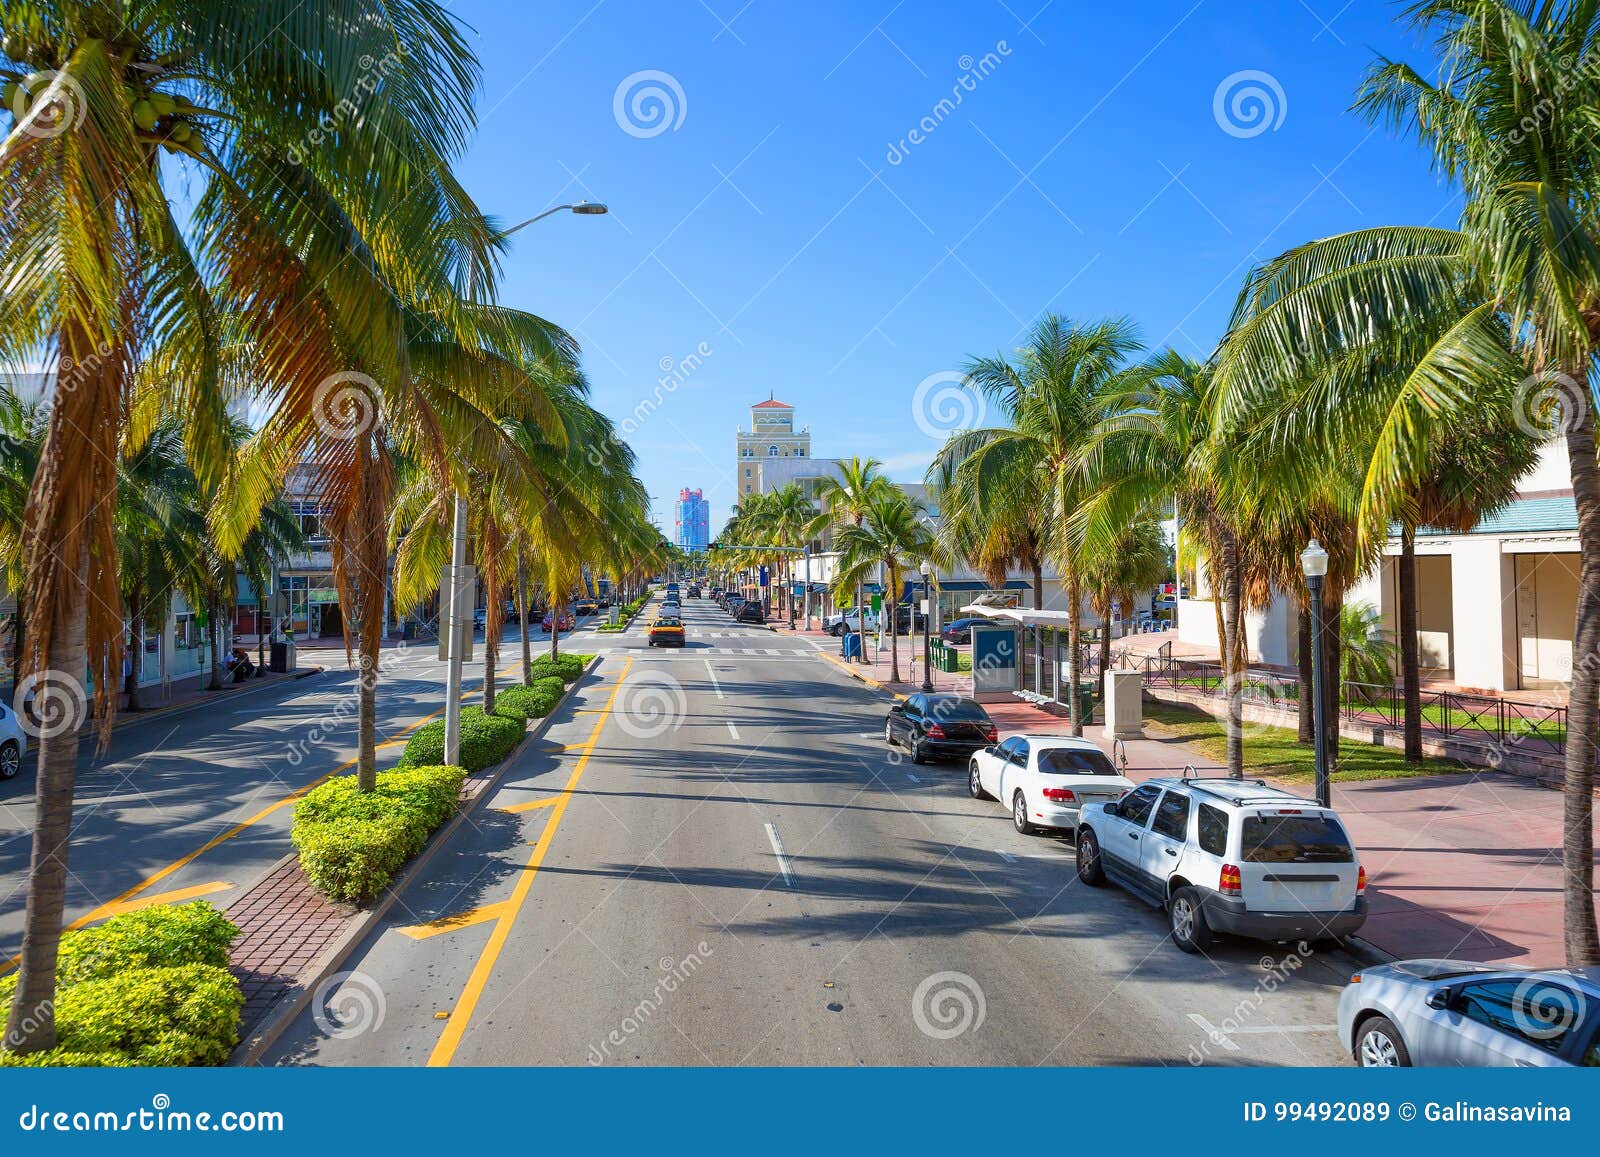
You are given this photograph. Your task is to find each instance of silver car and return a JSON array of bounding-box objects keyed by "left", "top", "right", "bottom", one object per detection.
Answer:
[{"left": 1337, "top": 959, "right": 1600, "bottom": 1066}]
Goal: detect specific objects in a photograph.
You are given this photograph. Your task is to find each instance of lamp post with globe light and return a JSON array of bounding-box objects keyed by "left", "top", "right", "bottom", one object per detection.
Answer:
[{"left": 1301, "top": 539, "right": 1331, "bottom": 806}]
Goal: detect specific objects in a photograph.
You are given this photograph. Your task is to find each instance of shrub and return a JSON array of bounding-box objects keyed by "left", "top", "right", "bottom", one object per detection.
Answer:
[
  {"left": 293, "top": 764, "right": 467, "bottom": 903},
  {"left": 398, "top": 705, "right": 524, "bottom": 771},
  {"left": 526, "top": 653, "right": 590, "bottom": 684},
  {"left": 0, "top": 903, "right": 243, "bottom": 1067},
  {"left": 497, "top": 675, "right": 567, "bottom": 721}
]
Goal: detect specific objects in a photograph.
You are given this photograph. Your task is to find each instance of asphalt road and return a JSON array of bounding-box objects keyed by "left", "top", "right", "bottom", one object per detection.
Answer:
[
  {"left": 0, "top": 620, "right": 597, "bottom": 961},
  {"left": 264, "top": 596, "right": 1357, "bottom": 1067}
]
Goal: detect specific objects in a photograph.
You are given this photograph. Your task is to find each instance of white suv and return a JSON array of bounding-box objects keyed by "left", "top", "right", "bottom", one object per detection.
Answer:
[{"left": 1075, "top": 777, "right": 1367, "bottom": 953}]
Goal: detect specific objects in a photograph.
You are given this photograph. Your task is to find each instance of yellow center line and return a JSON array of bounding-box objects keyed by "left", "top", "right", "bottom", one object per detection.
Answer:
[
  {"left": 397, "top": 900, "right": 511, "bottom": 940},
  {"left": 428, "top": 656, "right": 634, "bottom": 1067},
  {"left": 498, "top": 796, "right": 562, "bottom": 814}
]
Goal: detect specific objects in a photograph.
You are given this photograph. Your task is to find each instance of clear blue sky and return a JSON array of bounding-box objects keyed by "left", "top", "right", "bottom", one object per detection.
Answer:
[{"left": 451, "top": 0, "right": 1458, "bottom": 535}]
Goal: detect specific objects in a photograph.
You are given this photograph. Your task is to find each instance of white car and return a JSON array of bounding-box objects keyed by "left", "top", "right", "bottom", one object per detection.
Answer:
[
  {"left": 1077, "top": 776, "right": 1367, "bottom": 953},
  {"left": 968, "top": 735, "right": 1135, "bottom": 836},
  {"left": 0, "top": 702, "right": 28, "bottom": 779},
  {"left": 824, "top": 608, "right": 878, "bottom": 635}
]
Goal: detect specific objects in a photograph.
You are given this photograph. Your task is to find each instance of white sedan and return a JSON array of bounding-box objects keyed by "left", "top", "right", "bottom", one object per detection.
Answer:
[
  {"left": 0, "top": 702, "right": 28, "bottom": 779},
  {"left": 968, "top": 735, "right": 1135, "bottom": 836}
]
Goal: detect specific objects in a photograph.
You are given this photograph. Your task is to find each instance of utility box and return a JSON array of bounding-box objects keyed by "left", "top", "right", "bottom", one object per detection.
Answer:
[
  {"left": 269, "top": 640, "right": 296, "bottom": 674},
  {"left": 1102, "top": 668, "right": 1144, "bottom": 740}
]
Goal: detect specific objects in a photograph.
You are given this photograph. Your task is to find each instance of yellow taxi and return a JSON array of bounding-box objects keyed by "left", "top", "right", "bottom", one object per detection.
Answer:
[{"left": 648, "top": 614, "right": 686, "bottom": 648}]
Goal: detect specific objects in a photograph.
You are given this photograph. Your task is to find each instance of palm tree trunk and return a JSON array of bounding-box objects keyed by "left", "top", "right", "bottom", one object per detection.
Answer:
[
  {"left": 1562, "top": 404, "right": 1600, "bottom": 965},
  {"left": 550, "top": 619, "right": 560, "bottom": 660},
  {"left": 1219, "top": 530, "right": 1243, "bottom": 777},
  {"left": 357, "top": 638, "right": 378, "bottom": 791},
  {"left": 4, "top": 558, "right": 86, "bottom": 1053},
  {"left": 206, "top": 597, "right": 224, "bottom": 691},
  {"left": 1065, "top": 567, "right": 1084, "bottom": 736},
  {"left": 1297, "top": 595, "right": 1314, "bottom": 745},
  {"left": 517, "top": 548, "right": 532, "bottom": 685},
  {"left": 1097, "top": 613, "right": 1112, "bottom": 701},
  {"left": 1399, "top": 526, "right": 1423, "bottom": 762},
  {"left": 125, "top": 601, "right": 144, "bottom": 712},
  {"left": 887, "top": 565, "right": 901, "bottom": 683}
]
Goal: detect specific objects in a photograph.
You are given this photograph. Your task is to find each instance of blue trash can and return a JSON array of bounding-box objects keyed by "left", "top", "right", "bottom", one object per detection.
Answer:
[{"left": 841, "top": 633, "right": 863, "bottom": 660}]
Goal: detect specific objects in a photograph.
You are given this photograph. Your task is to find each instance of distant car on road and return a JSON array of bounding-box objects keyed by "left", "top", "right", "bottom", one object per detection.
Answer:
[
  {"left": 648, "top": 616, "right": 686, "bottom": 648},
  {"left": 735, "top": 600, "right": 765, "bottom": 624},
  {"left": 968, "top": 735, "right": 1135, "bottom": 837},
  {"left": 687, "top": 585, "right": 701, "bottom": 598},
  {"left": 575, "top": 599, "right": 598, "bottom": 616},
  {"left": 1337, "top": 961, "right": 1600, "bottom": 1067},
  {"left": 884, "top": 693, "right": 998, "bottom": 764},
  {"left": 0, "top": 704, "right": 27, "bottom": 779},
  {"left": 940, "top": 616, "right": 985, "bottom": 644},
  {"left": 1076, "top": 777, "right": 1367, "bottom": 953}
]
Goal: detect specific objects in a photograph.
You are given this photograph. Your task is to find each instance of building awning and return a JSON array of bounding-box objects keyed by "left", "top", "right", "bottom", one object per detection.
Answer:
[
  {"left": 960, "top": 606, "right": 1077, "bottom": 627},
  {"left": 935, "top": 579, "right": 1033, "bottom": 593}
]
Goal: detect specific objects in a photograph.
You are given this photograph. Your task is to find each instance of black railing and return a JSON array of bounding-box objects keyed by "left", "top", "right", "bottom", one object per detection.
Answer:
[{"left": 1139, "top": 656, "right": 1568, "bottom": 755}]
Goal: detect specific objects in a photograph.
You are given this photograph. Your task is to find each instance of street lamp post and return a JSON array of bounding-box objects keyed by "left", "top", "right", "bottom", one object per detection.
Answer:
[
  {"left": 441, "top": 197, "right": 608, "bottom": 765},
  {"left": 920, "top": 559, "right": 934, "bottom": 694},
  {"left": 1301, "top": 539, "right": 1331, "bottom": 807}
]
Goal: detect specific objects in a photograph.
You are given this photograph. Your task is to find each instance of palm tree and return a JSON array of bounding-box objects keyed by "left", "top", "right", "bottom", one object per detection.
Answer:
[
  {"left": 1208, "top": 0, "right": 1600, "bottom": 964},
  {"left": 1340, "top": 601, "right": 1398, "bottom": 688},
  {"left": 946, "top": 315, "right": 1142, "bottom": 736},
  {"left": 1083, "top": 517, "right": 1171, "bottom": 698},
  {"left": 0, "top": 2, "right": 493, "bottom": 1051},
  {"left": 808, "top": 458, "right": 897, "bottom": 650},
  {"left": 833, "top": 494, "right": 936, "bottom": 683}
]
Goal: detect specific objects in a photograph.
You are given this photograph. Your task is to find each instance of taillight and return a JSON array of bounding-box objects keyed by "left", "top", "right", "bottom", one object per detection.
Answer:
[
  {"left": 1041, "top": 787, "right": 1076, "bottom": 802},
  {"left": 984, "top": 725, "right": 999, "bottom": 741},
  {"left": 1356, "top": 865, "right": 1367, "bottom": 894},
  {"left": 925, "top": 724, "right": 947, "bottom": 739},
  {"left": 1219, "top": 864, "right": 1242, "bottom": 896}
]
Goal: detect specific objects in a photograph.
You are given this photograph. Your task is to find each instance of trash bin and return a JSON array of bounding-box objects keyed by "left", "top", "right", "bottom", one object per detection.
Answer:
[
  {"left": 402, "top": 622, "right": 417, "bottom": 641},
  {"left": 841, "top": 632, "right": 863, "bottom": 660},
  {"left": 269, "top": 641, "right": 289, "bottom": 673}
]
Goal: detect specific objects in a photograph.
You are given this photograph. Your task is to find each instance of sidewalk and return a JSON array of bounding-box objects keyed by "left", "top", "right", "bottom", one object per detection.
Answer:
[{"left": 797, "top": 625, "right": 1586, "bottom": 968}]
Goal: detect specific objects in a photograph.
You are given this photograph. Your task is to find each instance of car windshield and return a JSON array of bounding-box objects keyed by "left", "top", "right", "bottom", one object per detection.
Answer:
[
  {"left": 1035, "top": 748, "right": 1119, "bottom": 776},
  {"left": 928, "top": 699, "right": 989, "bottom": 722},
  {"left": 1240, "top": 814, "right": 1355, "bottom": 863}
]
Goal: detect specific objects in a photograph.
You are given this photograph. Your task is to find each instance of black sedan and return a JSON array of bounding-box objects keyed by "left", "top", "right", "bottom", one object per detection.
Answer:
[
  {"left": 940, "top": 617, "right": 985, "bottom": 644},
  {"left": 735, "top": 600, "right": 765, "bottom": 624},
  {"left": 884, "top": 694, "right": 998, "bottom": 764}
]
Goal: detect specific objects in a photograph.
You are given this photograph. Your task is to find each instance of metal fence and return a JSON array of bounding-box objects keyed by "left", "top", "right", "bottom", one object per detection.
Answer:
[{"left": 1139, "top": 655, "right": 1568, "bottom": 755}]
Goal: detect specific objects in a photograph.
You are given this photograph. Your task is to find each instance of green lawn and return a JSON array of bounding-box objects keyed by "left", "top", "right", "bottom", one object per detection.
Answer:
[{"left": 1142, "top": 701, "right": 1471, "bottom": 786}]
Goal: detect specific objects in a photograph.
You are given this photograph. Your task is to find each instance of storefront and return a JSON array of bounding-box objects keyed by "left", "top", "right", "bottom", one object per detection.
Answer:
[{"left": 282, "top": 573, "right": 344, "bottom": 638}]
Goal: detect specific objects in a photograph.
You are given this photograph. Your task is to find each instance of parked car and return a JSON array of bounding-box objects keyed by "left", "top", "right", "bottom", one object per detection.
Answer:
[
  {"left": 884, "top": 694, "right": 998, "bottom": 764},
  {"left": 648, "top": 615, "right": 686, "bottom": 648},
  {"left": 735, "top": 600, "right": 765, "bottom": 624},
  {"left": 687, "top": 585, "right": 702, "bottom": 598},
  {"left": 824, "top": 607, "right": 876, "bottom": 635},
  {"left": 1076, "top": 776, "right": 1367, "bottom": 953},
  {"left": 541, "top": 611, "right": 574, "bottom": 632},
  {"left": 968, "top": 736, "right": 1136, "bottom": 836},
  {"left": 0, "top": 703, "right": 27, "bottom": 779},
  {"left": 1338, "top": 961, "right": 1600, "bottom": 1067},
  {"left": 941, "top": 616, "right": 985, "bottom": 644}
]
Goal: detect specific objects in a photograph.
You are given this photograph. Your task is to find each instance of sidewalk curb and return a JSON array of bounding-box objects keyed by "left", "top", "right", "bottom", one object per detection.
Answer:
[
  {"left": 1342, "top": 935, "right": 1398, "bottom": 967},
  {"left": 227, "top": 655, "right": 601, "bottom": 1066},
  {"left": 815, "top": 650, "right": 908, "bottom": 702}
]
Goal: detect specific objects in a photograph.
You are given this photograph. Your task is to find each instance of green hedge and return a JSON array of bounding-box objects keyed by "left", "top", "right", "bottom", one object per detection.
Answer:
[
  {"left": 293, "top": 764, "right": 468, "bottom": 903},
  {"left": 398, "top": 705, "right": 525, "bottom": 772},
  {"left": 497, "top": 675, "right": 567, "bottom": 721},
  {"left": 0, "top": 903, "right": 242, "bottom": 1067},
  {"left": 526, "top": 652, "right": 590, "bottom": 685}
]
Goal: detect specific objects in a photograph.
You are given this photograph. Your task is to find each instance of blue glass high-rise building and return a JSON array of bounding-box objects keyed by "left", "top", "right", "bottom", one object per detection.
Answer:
[{"left": 675, "top": 488, "right": 710, "bottom": 553}]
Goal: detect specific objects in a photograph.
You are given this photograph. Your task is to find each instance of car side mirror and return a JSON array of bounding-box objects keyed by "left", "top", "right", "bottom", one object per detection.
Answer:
[
  {"left": 1426, "top": 988, "right": 1453, "bottom": 1011},
  {"left": 1103, "top": 802, "right": 1120, "bottom": 817},
  {"left": 889, "top": 704, "right": 904, "bottom": 715}
]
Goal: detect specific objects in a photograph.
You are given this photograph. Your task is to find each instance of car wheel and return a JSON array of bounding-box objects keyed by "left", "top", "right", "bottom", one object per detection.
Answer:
[
  {"left": 1012, "top": 791, "right": 1036, "bottom": 835},
  {"left": 883, "top": 719, "right": 896, "bottom": 747},
  {"left": 1354, "top": 1016, "right": 1411, "bottom": 1067},
  {"left": 910, "top": 737, "right": 928, "bottom": 765},
  {"left": 1169, "top": 886, "right": 1213, "bottom": 954},
  {"left": 968, "top": 760, "right": 991, "bottom": 800},
  {"left": 0, "top": 740, "right": 19, "bottom": 780},
  {"left": 1076, "top": 829, "right": 1105, "bottom": 885}
]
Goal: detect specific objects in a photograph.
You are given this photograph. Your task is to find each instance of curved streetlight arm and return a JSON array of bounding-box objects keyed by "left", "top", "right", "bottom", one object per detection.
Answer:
[{"left": 502, "top": 201, "right": 609, "bottom": 236}]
